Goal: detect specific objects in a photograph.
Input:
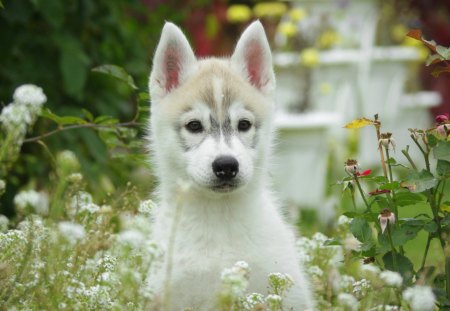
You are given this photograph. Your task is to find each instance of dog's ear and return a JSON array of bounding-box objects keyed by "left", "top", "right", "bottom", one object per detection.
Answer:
[
  {"left": 149, "top": 22, "right": 197, "bottom": 101},
  {"left": 231, "top": 21, "right": 275, "bottom": 94}
]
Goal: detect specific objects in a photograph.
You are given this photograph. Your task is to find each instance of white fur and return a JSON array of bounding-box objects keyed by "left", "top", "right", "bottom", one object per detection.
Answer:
[{"left": 148, "top": 21, "right": 315, "bottom": 310}]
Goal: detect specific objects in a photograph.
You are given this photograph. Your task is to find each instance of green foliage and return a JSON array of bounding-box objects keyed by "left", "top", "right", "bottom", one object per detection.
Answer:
[
  {"left": 341, "top": 115, "right": 450, "bottom": 308},
  {"left": 0, "top": 0, "right": 186, "bottom": 215}
]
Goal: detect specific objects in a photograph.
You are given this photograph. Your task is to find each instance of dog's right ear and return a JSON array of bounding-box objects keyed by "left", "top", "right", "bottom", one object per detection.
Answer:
[{"left": 149, "top": 22, "right": 197, "bottom": 102}]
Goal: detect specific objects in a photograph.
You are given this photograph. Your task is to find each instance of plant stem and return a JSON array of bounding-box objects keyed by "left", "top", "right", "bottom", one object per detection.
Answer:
[
  {"left": 411, "top": 134, "right": 430, "bottom": 172},
  {"left": 353, "top": 175, "right": 370, "bottom": 210},
  {"left": 446, "top": 254, "right": 450, "bottom": 300},
  {"left": 374, "top": 116, "right": 388, "bottom": 178},
  {"left": 401, "top": 148, "right": 417, "bottom": 170},
  {"left": 386, "top": 222, "right": 398, "bottom": 271},
  {"left": 385, "top": 148, "right": 394, "bottom": 183},
  {"left": 420, "top": 234, "right": 432, "bottom": 270},
  {"left": 385, "top": 148, "right": 399, "bottom": 220},
  {"left": 22, "top": 121, "right": 141, "bottom": 144}
]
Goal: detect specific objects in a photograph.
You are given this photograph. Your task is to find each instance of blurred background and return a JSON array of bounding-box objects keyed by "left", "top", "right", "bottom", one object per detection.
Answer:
[{"left": 0, "top": 0, "right": 449, "bottom": 223}]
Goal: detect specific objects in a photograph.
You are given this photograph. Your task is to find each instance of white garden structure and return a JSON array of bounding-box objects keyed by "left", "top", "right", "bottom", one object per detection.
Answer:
[{"left": 271, "top": 0, "right": 441, "bottom": 210}]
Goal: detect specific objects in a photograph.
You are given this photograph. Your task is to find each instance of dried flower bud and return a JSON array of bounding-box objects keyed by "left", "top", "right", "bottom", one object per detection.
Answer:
[
  {"left": 345, "top": 159, "right": 360, "bottom": 175},
  {"left": 378, "top": 208, "right": 396, "bottom": 234},
  {"left": 379, "top": 132, "right": 396, "bottom": 150},
  {"left": 436, "top": 124, "right": 449, "bottom": 139}
]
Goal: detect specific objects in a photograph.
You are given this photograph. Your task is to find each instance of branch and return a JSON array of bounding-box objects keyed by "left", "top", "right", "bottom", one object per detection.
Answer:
[{"left": 23, "top": 121, "right": 142, "bottom": 144}]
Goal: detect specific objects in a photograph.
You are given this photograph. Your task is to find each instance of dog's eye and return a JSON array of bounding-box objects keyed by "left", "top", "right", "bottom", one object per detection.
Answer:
[
  {"left": 238, "top": 119, "right": 252, "bottom": 132},
  {"left": 186, "top": 120, "right": 203, "bottom": 133}
]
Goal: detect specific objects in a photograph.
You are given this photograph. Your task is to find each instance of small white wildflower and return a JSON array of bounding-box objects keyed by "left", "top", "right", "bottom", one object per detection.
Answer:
[
  {"left": 338, "top": 215, "right": 351, "bottom": 226},
  {"left": 138, "top": 199, "right": 155, "bottom": 216},
  {"left": 333, "top": 274, "right": 356, "bottom": 292},
  {"left": 0, "top": 215, "right": 9, "bottom": 232},
  {"left": 343, "top": 234, "right": 361, "bottom": 251},
  {"left": 337, "top": 293, "right": 359, "bottom": 311},
  {"left": 220, "top": 261, "right": 250, "bottom": 297},
  {"left": 243, "top": 293, "right": 265, "bottom": 309},
  {"left": 80, "top": 202, "right": 100, "bottom": 214},
  {"left": 308, "top": 265, "right": 323, "bottom": 277},
  {"left": 360, "top": 264, "right": 380, "bottom": 275},
  {"left": 353, "top": 278, "right": 371, "bottom": 296},
  {"left": 0, "top": 103, "right": 32, "bottom": 133},
  {"left": 266, "top": 294, "right": 283, "bottom": 309},
  {"left": 403, "top": 285, "right": 435, "bottom": 311},
  {"left": 14, "top": 190, "right": 49, "bottom": 215},
  {"left": 312, "top": 232, "right": 328, "bottom": 244},
  {"left": 117, "top": 229, "right": 145, "bottom": 249},
  {"left": 13, "top": 84, "right": 47, "bottom": 107},
  {"left": 268, "top": 272, "right": 295, "bottom": 295},
  {"left": 69, "top": 191, "right": 93, "bottom": 215},
  {"left": 380, "top": 270, "right": 403, "bottom": 288},
  {"left": 58, "top": 221, "right": 85, "bottom": 244}
]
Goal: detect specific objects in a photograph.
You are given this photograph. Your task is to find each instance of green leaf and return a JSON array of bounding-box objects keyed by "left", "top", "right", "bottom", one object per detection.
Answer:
[
  {"left": 386, "top": 157, "right": 397, "bottom": 165},
  {"left": 41, "top": 109, "right": 87, "bottom": 125},
  {"left": 0, "top": 1, "right": 4, "bottom": 9},
  {"left": 436, "top": 45, "right": 450, "bottom": 59},
  {"left": 382, "top": 252, "right": 414, "bottom": 284},
  {"left": 395, "top": 192, "right": 424, "bottom": 206},
  {"left": 434, "top": 141, "right": 450, "bottom": 162},
  {"left": 401, "top": 170, "right": 438, "bottom": 193},
  {"left": 92, "top": 64, "right": 138, "bottom": 90},
  {"left": 138, "top": 92, "right": 150, "bottom": 102},
  {"left": 437, "top": 159, "right": 450, "bottom": 176},
  {"left": 350, "top": 218, "right": 373, "bottom": 243},
  {"left": 58, "top": 35, "right": 90, "bottom": 100},
  {"left": 82, "top": 109, "right": 94, "bottom": 122},
  {"left": 372, "top": 176, "right": 389, "bottom": 184},
  {"left": 391, "top": 224, "right": 422, "bottom": 246},
  {"left": 427, "top": 133, "right": 438, "bottom": 148},
  {"left": 380, "top": 181, "right": 400, "bottom": 191},
  {"left": 94, "top": 115, "right": 118, "bottom": 125},
  {"left": 324, "top": 239, "right": 341, "bottom": 246}
]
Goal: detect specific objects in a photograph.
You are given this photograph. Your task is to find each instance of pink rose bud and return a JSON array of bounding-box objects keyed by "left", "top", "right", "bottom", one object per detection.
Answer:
[{"left": 435, "top": 113, "right": 449, "bottom": 124}]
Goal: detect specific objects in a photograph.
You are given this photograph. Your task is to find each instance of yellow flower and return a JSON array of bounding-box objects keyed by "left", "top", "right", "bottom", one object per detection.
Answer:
[
  {"left": 319, "top": 83, "right": 332, "bottom": 95},
  {"left": 289, "top": 8, "right": 307, "bottom": 22},
  {"left": 391, "top": 24, "right": 408, "bottom": 43},
  {"left": 300, "top": 48, "right": 320, "bottom": 67},
  {"left": 253, "top": 2, "right": 287, "bottom": 18},
  {"left": 278, "top": 22, "right": 297, "bottom": 38},
  {"left": 227, "top": 4, "right": 252, "bottom": 23},
  {"left": 317, "top": 30, "right": 341, "bottom": 49}
]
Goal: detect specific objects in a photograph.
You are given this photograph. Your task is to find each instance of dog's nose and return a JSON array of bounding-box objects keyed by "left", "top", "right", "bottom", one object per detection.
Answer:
[{"left": 212, "top": 156, "right": 239, "bottom": 180}]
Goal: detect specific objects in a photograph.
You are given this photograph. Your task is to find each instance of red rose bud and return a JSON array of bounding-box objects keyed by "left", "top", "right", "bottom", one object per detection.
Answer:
[{"left": 357, "top": 169, "right": 372, "bottom": 177}]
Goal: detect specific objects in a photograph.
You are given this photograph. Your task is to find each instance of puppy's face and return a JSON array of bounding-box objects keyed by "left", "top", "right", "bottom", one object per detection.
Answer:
[{"left": 149, "top": 22, "right": 275, "bottom": 194}]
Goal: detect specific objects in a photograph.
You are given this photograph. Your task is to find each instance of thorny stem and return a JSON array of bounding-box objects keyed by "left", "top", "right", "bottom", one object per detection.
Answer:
[
  {"left": 420, "top": 234, "right": 432, "bottom": 270},
  {"left": 22, "top": 121, "right": 141, "bottom": 144},
  {"left": 386, "top": 222, "right": 399, "bottom": 272},
  {"left": 350, "top": 190, "right": 357, "bottom": 211},
  {"left": 401, "top": 148, "right": 417, "bottom": 170},
  {"left": 374, "top": 115, "right": 388, "bottom": 178},
  {"left": 385, "top": 148, "right": 399, "bottom": 220},
  {"left": 353, "top": 174, "right": 370, "bottom": 210},
  {"left": 410, "top": 134, "right": 431, "bottom": 172}
]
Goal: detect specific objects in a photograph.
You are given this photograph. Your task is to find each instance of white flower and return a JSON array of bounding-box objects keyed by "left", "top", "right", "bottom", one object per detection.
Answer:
[
  {"left": 117, "top": 229, "right": 145, "bottom": 249},
  {"left": 353, "top": 278, "right": 371, "bottom": 296},
  {"left": 14, "top": 190, "right": 49, "bottom": 215},
  {"left": 13, "top": 84, "right": 47, "bottom": 107},
  {"left": 58, "top": 221, "right": 86, "bottom": 244},
  {"left": 243, "top": 292, "right": 265, "bottom": 309},
  {"left": 57, "top": 150, "right": 80, "bottom": 172},
  {"left": 138, "top": 199, "right": 155, "bottom": 216},
  {"left": 265, "top": 294, "right": 283, "bottom": 309},
  {"left": 0, "top": 214, "right": 9, "bottom": 232},
  {"left": 337, "top": 293, "right": 359, "bottom": 311},
  {"left": 312, "top": 232, "right": 328, "bottom": 244},
  {"left": 308, "top": 265, "right": 323, "bottom": 277},
  {"left": 403, "top": 285, "right": 435, "bottom": 311},
  {"left": 380, "top": 270, "right": 403, "bottom": 288},
  {"left": 0, "top": 103, "right": 33, "bottom": 133},
  {"left": 338, "top": 215, "right": 351, "bottom": 226},
  {"left": 69, "top": 191, "right": 93, "bottom": 215},
  {"left": 220, "top": 261, "right": 250, "bottom": 297},
  {"left": 360, "top": 264, "right": 380, "bottom": 275}
]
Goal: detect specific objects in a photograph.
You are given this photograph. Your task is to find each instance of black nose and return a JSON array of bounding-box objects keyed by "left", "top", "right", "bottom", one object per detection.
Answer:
[{"left": 212, "top": 156, "right": 239, "bottom": 180}]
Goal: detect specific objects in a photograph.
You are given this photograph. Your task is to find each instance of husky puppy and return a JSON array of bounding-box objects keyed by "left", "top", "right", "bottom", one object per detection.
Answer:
[{"left": 148, "top": 21, "right": 315, "bottom": 310}]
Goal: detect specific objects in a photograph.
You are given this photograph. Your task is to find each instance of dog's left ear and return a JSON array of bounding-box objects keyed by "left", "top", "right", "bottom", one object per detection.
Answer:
[{"left": 231, "top": 21, "right": 275, "bottom": 95}]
